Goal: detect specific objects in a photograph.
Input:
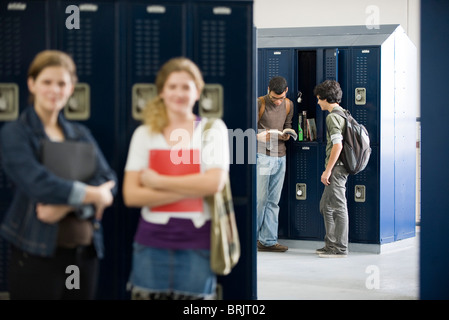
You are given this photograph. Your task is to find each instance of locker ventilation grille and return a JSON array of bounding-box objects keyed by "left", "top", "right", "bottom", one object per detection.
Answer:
[
  {"left": 267, "top": 57, "right": 280, "bottom": 80},
  {"left": 354, "top": 108, "right": 369, "bottom": 128},
  {"left": 325, "top": 56, "right": 336, "bottom": 80},
  {"left": 200, "top": 20, "right": 226, "bottom": 77},
  {"left": 0, "top": 17, "right": 22, "bottom": 77},
  {"left": 296, "top": 152, "right": 308, "bottom": 180},
  {"left": 65, "top": 18, "right": 93, "bottom": 76},
  {"left": 134, "top": 19, "right": 161, "bottom": 77},
  {"left": 294, "top": 203, "right": 308, "bottom": 234},
  {"left": 355, "top": 56, "right": 368, "bottom": 85},
  {"left": 353, "top": 205, "right": 368, "bottom": 238}
]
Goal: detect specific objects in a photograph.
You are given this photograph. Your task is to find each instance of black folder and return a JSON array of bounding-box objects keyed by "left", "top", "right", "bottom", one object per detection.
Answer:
[{"left": 40, "top": 140, "right": 97, "bottom": 182}]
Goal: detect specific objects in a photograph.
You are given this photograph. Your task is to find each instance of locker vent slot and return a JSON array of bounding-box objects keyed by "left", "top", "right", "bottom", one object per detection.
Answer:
[
  {"left": 296, "top": 152, "right": 308, "bottom": 180},
  {"left": 65, "top": 17, "right": 93, "bottom": 76},
  {"left": 325, "top": 55, "right": 336, "bottom": 80},
  {"left": 267, "top": 57, "right": 280, "bottom": 80},
  {"left": 355, "top": 56, "right": 368, "bottom": 85},
  {"left": 200, "top": 20, "right": 226, "bottom": 77},
  {"left": 353, "top": 205, "right": 369, "bottom": 239},
  {"left": 353, "top": 165, "right": 368, "bottom": 183},
  {"left": 294, "top": 203, "right": 308, "bottom": 235},
  {"left": 134, "top": 19, "right": 161, "bottom": 77},
  {"left": 354, "top": 108, "right": 369, "bottom": 128},
  {"left": 0, "top": 16, "right": 22, "bottom": 77}
]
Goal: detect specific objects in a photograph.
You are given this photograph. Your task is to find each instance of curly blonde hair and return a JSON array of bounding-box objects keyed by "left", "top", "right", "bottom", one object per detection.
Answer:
[{"left": 142, "top": 57, "right": 204, "bottom": 133}]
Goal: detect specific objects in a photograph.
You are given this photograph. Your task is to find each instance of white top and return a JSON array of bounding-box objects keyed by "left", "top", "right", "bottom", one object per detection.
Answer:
[{"left": 124, "top": 117, "right": 230, "bottom": 227}]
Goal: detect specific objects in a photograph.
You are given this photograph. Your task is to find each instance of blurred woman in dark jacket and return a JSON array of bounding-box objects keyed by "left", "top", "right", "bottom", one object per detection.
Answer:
[{"left": 0, "top": 50, "right": 117, "bottom": 300}]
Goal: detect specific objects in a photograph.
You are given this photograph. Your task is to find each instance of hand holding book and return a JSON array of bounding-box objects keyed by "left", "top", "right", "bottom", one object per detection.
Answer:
[{"left": 266, "top": 128, "right": 298, "bottom": 141}]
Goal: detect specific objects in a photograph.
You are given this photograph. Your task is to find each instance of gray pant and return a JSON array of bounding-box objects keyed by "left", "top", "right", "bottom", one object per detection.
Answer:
[{"left": 319, "top": 165, "right": 349, "bottom": 254}]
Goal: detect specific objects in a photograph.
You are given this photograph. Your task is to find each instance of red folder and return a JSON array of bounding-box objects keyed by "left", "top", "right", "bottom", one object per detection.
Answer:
[{"left": 149, "top": 149, "right": 203, "bottom": 212}]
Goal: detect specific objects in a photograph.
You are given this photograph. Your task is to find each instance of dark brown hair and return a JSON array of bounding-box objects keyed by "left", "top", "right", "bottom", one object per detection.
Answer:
[{"left": 313, "top": 80, "right": 342, "bottom": 104}]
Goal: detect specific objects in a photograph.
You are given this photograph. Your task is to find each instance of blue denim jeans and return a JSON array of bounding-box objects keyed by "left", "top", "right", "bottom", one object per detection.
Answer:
[
  {"left": 128, "top": 243, "right": 216, "bottom": 299},
  {"left": 256, "top": 153, "right": 286, "bottom": 246}
]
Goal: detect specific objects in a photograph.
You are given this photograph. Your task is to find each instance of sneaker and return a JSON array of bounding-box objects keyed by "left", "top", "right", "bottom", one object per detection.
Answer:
[
  {"left": 315, "top": 247, "right": 327, "bottom": 254},
  {"left": 318, "top": 249, "right": 348, "bottom": 258},
  {"left": 257, "top": 241, "right": 288, "bottom": 252}
]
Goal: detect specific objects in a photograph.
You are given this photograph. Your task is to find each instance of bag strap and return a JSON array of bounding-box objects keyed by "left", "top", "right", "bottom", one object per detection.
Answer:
[
  {"left": 331, "top": 108, "right": 348, "bottom": 119},
  {"left": 258, "top": 96, "right": 291, "bottom": 121},
  {"left": 285, "top": 98, "right": 291, "bottom": 116},
  {"left": 258, "top": 97, "right": 265, "bottom": 121},
  {"left": 203, "top": 118, "right": 215, "bottom": 133}
]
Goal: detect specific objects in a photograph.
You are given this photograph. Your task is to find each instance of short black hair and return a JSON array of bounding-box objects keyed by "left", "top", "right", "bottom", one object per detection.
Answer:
[
  {"left": 268, "top": 76, "right": 288, "bottom": 95},
  {"left": 313, "top": 80, "right": 342, "bottom": 104}
]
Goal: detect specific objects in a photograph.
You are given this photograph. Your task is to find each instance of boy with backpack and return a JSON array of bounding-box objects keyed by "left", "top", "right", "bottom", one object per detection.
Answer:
[{"left": 313, "top": 80, "right": 349, "bottom": 258}]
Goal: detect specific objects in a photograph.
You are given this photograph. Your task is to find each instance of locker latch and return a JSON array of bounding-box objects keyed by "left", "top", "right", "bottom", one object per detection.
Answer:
[
  {"left": 199, "top": 84, "right": 223, "bottom": 118},
  {"left": 355, "top": 185, "right": 366, "bottom": 202},
  {"left": 132, "top": 83, "right": 157, "bottom": 121},
  {"left": 296, "top": 183, "right": 307, "bottom": 200},
  {"left": 64, "top": 83, "right": 90, "bottom": 120},
  {"left": 0, "top": 83, "right": 19, "bottom": 121},
  {"left": 355, "top": 87, "right": 366, "bottom": 105}
]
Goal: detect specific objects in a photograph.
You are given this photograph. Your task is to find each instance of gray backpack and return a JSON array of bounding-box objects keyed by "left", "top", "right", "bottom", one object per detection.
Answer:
[{"left": 332, "top": 109, "right": 371, "bottom": 175}]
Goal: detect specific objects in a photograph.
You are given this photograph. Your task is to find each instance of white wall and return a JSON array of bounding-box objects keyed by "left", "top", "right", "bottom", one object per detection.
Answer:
[{"left": 254, "top": 0, "right": 420, "bottom": 48}]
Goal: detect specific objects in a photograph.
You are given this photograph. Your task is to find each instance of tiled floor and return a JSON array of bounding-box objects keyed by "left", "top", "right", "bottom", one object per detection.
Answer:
[{"left": 257, "top": 233, "right": 419, "bottom": 300}]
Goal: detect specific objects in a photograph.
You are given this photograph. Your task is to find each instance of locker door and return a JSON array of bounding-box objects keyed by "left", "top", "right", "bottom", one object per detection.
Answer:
[
  {"left": 348, "top": 147, "right": 380, "bottom": 243},
  {"left": 54, "top": 0, "right": 121, "bottom": 299},
  {"left": 324, "top": 48, "right": 339, "bottom": 81},
  {"left": 348, "top": 47, "right": 385, "bottom": 244},
  {"left": 0, "top": 1, "right": 49, "bottom": 117},
  {"left": 257, "top": 48, "right": 294, "bottom": 238},
  {"left": 257, "top": 48, "right": 294, "bottom": 99},
  {"left": 124, "top": 1, "right": 187, "bottom": 132},
  {"left": 350, "top": 47, "right": 380, "bottom": 145},
  {"left": 0, "top": 0, "right": 50, "bottom": 294},
  {"left": 192, "top": 1, "right": 255, "bottom": 300},
  {"left": 316, "top": 47, "right": 339, "bottom": 146},
  {"left": 115, "top": 1, "right": 188, "bottom": 300},
  {"left": 288, "top": 143, "right": 323, "bottom": 240}
]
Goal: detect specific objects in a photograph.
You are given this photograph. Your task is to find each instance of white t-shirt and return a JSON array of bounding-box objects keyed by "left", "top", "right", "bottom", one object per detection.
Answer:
[{"left": 124, "top": 117, "right": 230, "bottom": 227}]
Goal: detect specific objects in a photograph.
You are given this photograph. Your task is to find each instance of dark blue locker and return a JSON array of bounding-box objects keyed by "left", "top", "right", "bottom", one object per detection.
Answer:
[
  {"left": 346, "top": 47, "right": 390, "bottom": 244},
  {"left": 257, "top": 48, "right": 294, "bottom": 101},
  {"left": 192, "top": 0, "right": 255, "bottom": 300},
  {"left": 288, "top": 142, "right": 323, "bottom": 240},
  {"left": 350, "top": 47, "right": 380, "bottom": 145},
  {"left": 0, "top": 0, "right": 50, "bottom": 294},
  {"left": 123, "top": 0, "right": 187, "bottom": 133},
  {"left": 53, "top": 0, "right": 122, "bottom": 299},
  {"left": 119, "top": 1, "right": 188, "bottom": 299},
  {"left": 348, "top": 146, "right": 382, "bottom": 243},
  {"left": 257, "top": 48, "right": 294, "bottom": 240}
]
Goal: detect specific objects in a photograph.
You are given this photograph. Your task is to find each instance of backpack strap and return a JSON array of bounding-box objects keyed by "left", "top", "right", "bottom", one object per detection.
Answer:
[
  {"left": 258, "top": 97, "right": 265, "bottom": 122},
  {"left": 258, "top": 96, "right": 292, "bottom": 122},
  {"left": 285, "top": 98, "right": 291, "bottom": 116},
  {"left": 331, "top": 108, "right": 348, "bottom": 119}
]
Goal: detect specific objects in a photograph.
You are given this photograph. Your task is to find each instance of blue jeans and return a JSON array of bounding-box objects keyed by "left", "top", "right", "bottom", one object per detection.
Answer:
[{"left": 256, "top": 153, "right": 286, "bottom": 246}]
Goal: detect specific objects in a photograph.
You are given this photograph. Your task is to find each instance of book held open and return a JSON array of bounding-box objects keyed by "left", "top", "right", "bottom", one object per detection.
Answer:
[{"left": 267, "top": 128, "right": 298, "bottom": 141}]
